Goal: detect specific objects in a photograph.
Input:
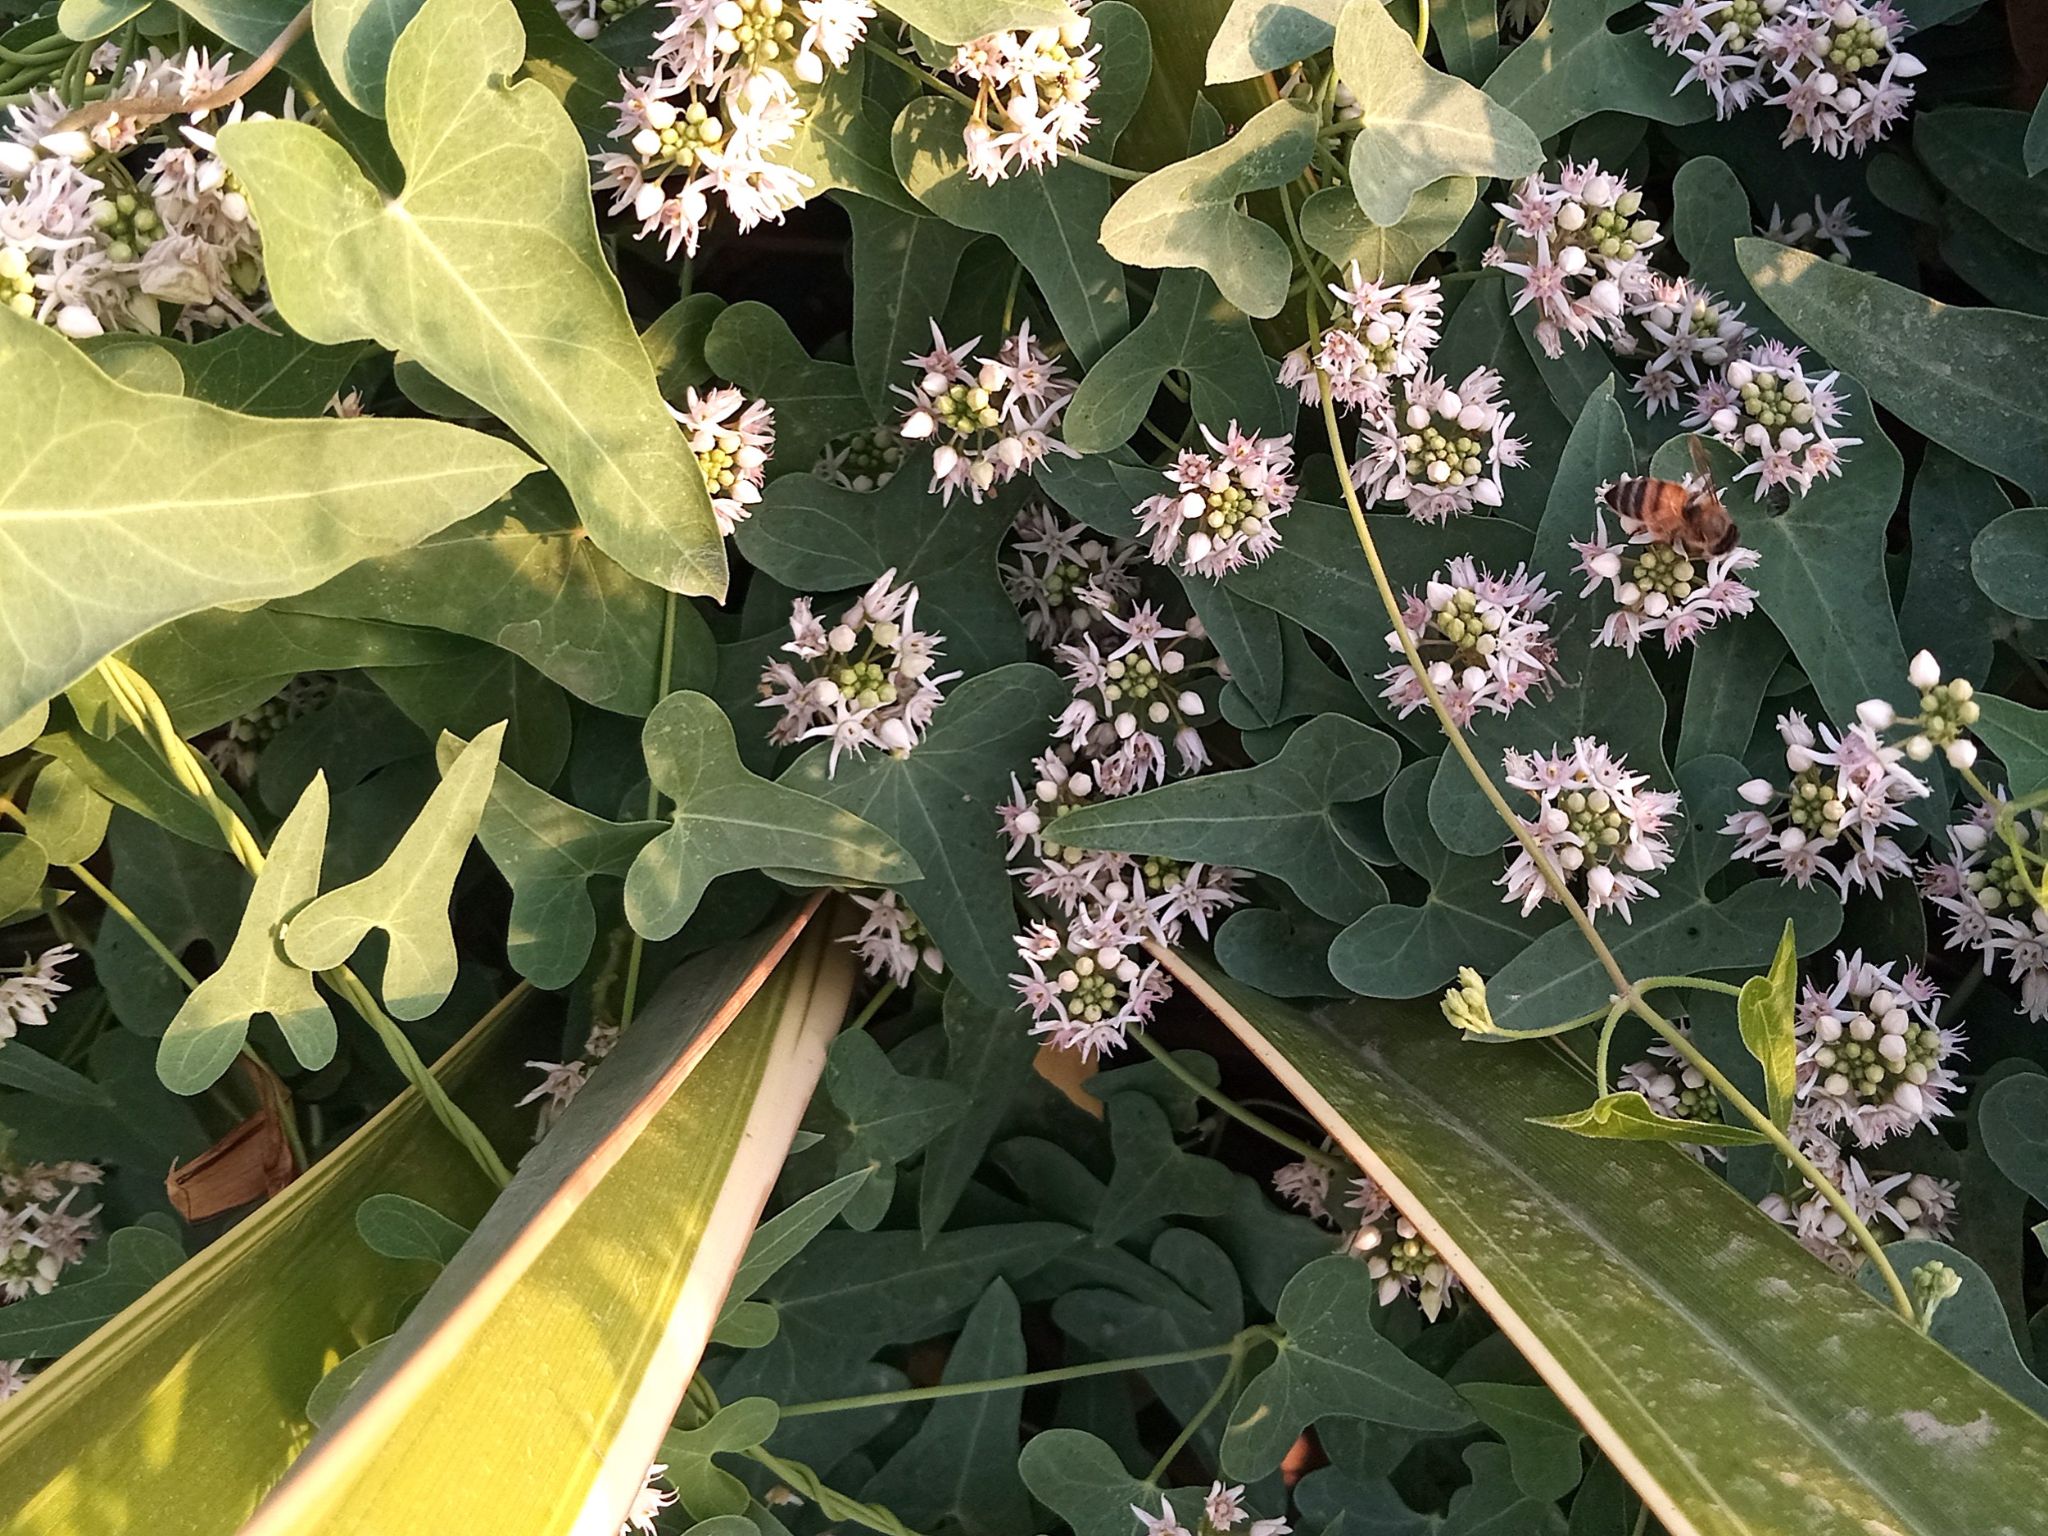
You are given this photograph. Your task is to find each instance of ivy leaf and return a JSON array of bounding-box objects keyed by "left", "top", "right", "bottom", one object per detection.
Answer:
[
  {"left": 846, "top": 198, "right": 979, "bottom": 421},
  {"left": 1062, "top": 269, "right": 1289, "bottom": 453},
  {"left": 0, "top": 1040, "right": 115, "bottom": 1108},
  {"left": 1298, "top": 177, "right": 1478, "bottom": 284},
  {"left": 313, "top": 0, "right": 425, "bottom": 114},
  {"left": 921, "top": 985, "right": 1043, "bottom": 1240},
  {"left": 371, "top": 646, "right": 570, "bottom": 787},
  {"left": 437, "top": 737, "right": 660, "bottom": 988},
  {"left": 217, "top": 0, "right": 730, "bottom": 597},
  {"left": 736, "top": 450, "right": 1027, "bottom": 675},
  {"left": 1676, "top": 612, "right": 1787, "bottom": 767},
  {"left": 1971, "top": 509, "right": 2048, "bottom": 619},
  {"left": 282, "top": 724, "right": 505, "bottom": 1019},
  {"left": 663, "top": 1397, "right": 781, "bottom": 1520},
  {"left": 1902, "top": 448, "right": 2010, "bottom": 685},
  {"left": 2031, "top": 92, "right": 2048, "bottom": 177},
  {"left": 22, "top": 758, "right": 108, "bottom": 867},
  {"left": 781, "top": 665, "right": 1066, "bottom": 1006},
  {"left": 1973, "top": 696, "right": 2048, "bottom": 799},
  {"left": 158, "top": 327, "right": 368, "bottom": 417},
  {"left": 1857, "top": 1240, "right": 2048, "bottom": 1418},
  {"left": 291, "top": 476, "right": 716, "bottom": 715},
  {"left": 821, "top": 1030, "right": 968, "bottom": 1230},
  {"left": 1737, "top": 920, "right": 1799, "bottom": 1131},
  {"left": 1095, "top": 1093, "right": 1236, "bottom": 1247},
  {"left": 1915, "top": 108, "right": 2048, "bottom": 259},
  {"left": 1457, "top": 1383, "right": 1585, "bottom": 1502},
  {"left": 1019, "top": 1430, "right": 1204, "bottom": 1536},
  {"left": 1212, "top": 904, "right": 1346, "bottom": 1000},
  {"left": 355, "top": 1192, "right": 471, "bottom": 1265},
  {"left": 1221, "top": 1256, "right": 1475, "bottom": 1479},
  {"left": 1532, "top": 1091, "right": 1773, "bottom": 1147},
  {"left": 727, "top": 1168, "right": 874, "bottom": 1313},
  {"left": 624, "top": 691, "right": 915, "bottom": 942},
  {"left": 1977, "top": 1072, "right": 2048, "bottom": 1211},
  {"left": 1099, "top": 99, "right": 1317, "bottom": 319},
  {"left": 1333, "top": 0, "right": 1541, "bottom": 226},
  {"left": 0, "top": 309, "right": 530, "bottom": 727},
  {"left": 1483, "top": 756, "right": 1842, "bottom": 1035},
  {"left": 1056, "top": 714, "right": 1399, "bottom": 922},
  {"left": 1483, "top": 0, "right": 1708, "bottom": 140},
  {"left": 0, "top": 834, "right": 47, "bottom": 923},
  {"left": 782, "top": 50, "right": 912, "bottom": 209},
  {"left": 863, "top": 1281, "right": 1036, "bottom": 1536},
  {"left": 158, "top": 776, "right": 337, "bottom": 1095},
  {"left": 1736, "top": 239, "right": 2048, "bottom": 502},
  {"left": 1205, "top": 0, "right": 1342, "bottom": 82},
  {"left": 892, "top": 2, "right": 1151, "bottom": 367},
  {"left": 0, "top": 1225, "right": 183, "bottom": 1359},
  {"left": 702, "top": 303, "right": 872, "bottom": 482},
  {"left": 1443, "top": 1445, "right": 1568, "bottom": 1536}
]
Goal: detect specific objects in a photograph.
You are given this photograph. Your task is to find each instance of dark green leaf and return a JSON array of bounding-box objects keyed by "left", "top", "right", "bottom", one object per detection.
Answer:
[
  {"left": 821, "top": 1029, "right": 967, "bottom": 1229},
  {"left": 0, "top": 1226, "right": 183, "bottom": 1358},
  {"left": 1094, "top": 1092, "right": 1235, "bottom": 1246},
  {"left": 1458, "top": 1383, "right": 1585, "bottom": 1502},
  {"left": 921, "top": 986, "right": 1042, "bottom": 1240},
  {"left": 1483, "top": 0, "right": 1707, "bottom": 139},
  {"left": 1971, "top": 509, "right": 2048, "bottom": 620},
  {"left": 355, "top": 1192, "right": 471, "bottom": 1265}
]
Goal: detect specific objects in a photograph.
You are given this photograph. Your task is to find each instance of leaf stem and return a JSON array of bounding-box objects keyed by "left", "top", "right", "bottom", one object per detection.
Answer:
[
  {"left": 845, "top": 980, "right": 898, "bottom": 1032},
  {"left": 1146, "top": 1338, "right": 1245, "bottom": 1482},
  {"left": 1308, "top": 350, "right": 1916, "bottom": 1322},
  {"left": 617, "top": 589, "right": 683, "bottom": 1036},
  {"left": 744, "top": 1446, "right": 932, "bottom": 1536},
  {"left": 52, "top": 1, "right": 309, "bottom": 136},
  {"left": 776, "top": 1337, "right": 1253, "bottom": 1417},
  {"left": 1132, "top": 1030, "right": 1345, "bottom": 1171}
]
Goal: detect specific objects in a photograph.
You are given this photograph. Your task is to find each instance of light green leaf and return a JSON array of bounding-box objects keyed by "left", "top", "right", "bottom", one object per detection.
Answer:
[
  {"left": 0, "top": 701, "right": 49, "bottom": 756},
  {"left": 1056, "top": 713, "right": 1398, "bottom": 922},
  {"left": 1459, "top": 1383, "right": 1585, "bottom": 1503},
  {"left": 1532, "top": 1092, "right": 1773, "bottom": 1147},
  {"left": 1334, "top": 0, "right": 1541, "bottom": 226},
  {"left": 820, "top": 1029, "right": 968, "bottom": 1229},
  {"left": 1094, "top": 1093, "right": 1235, "bottom": 1247},
  {"left": 1221, "top": 1256, "right": 1475, "bottom": 1478},
  {"left": 289, "top": 475, "right": 716, "bottom": 714},
  {"left": 307, "top": 1340, "right": 393, "bottom": 1429},
  {"left": 1737, "top": 238, "right": 2048, "bottom": 501},
  {"left": 0, "top": 1226, "right": 184, "bottom": 1359},
  {"left": 782, "top": 664, "right": 1066, "bottom": 1006},
  {"left": 885, "top": 0, "right": 1079, "bottom": 45},
  {"left": 1298, "top": 177, "right": 1478, "bottom": 284},
  {"left": 1973, "top": 695, "right": 2048, "bottom": 800},
  {"left": 891, "top": 2, "right": 1152, "bottom": 367},
  {"left": 1061, "top": 268, "right": 1290, "bottom": 453},
  {"left": 446, "top": 739, "right": 660, "bottom": 989},
  {"left": 1737, "top": 920, "right": 1798, "bottom": 1131},
  {"left": 283, "top": 724, "right": 505, "bottom": 1018},
  {"left": 217, "top": 0, "right": 729, "bottom": 597},
  {"left": 355, "top": 1192, "right": 471, "bottom": 1265},
  {"left": 783, "top": 50, "right": 914, "bottom": 209},
  {"left": 1971, "top": 508, "right": 2048, "bottom": 618},
  {"left": 625, "top": 692, "right": 915, "bottom": 941},
  {"left": 1098, "top": 98, "right": 1317, "bottom": 319},
  {"left": 1168, "top": 955, "right": 2048, "bottom": 1536},
  {"left": 0, "top": 832, "right": 48, "bottom": 921},
  {"left": 1483, "top": 0, "right": 1708, "bottom": 139},
  {"left": 1205, "top": 0, "right": 1342, "bottom": 81},
  {"left": 58, "top": 0, "right": 149, "bottom": 37},
  {"left": 158, "top": 775, "right": 337, "bottom": 1095},
  {"left": 0, "top": 308, "right": 531, "bottom": 727}
]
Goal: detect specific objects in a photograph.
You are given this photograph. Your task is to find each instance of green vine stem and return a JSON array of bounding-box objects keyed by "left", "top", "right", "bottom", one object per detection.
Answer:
[
  {"left": 1307, "top": 344, "right": 1916, "bottom": 1323},
  {"left": 90, "top": 656, "right": 512, "bottom": 1188},
  {"left": 616, "top": 588, "right": 681, "bottom": 1036},
  {"left": 1131, "top": 1030, "right": 1345, "bottom": 1171}
]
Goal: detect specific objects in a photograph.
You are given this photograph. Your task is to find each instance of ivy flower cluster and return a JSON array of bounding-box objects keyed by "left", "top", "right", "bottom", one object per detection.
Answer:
[
  {"left": 1501, "top": 738, "right": 1681, "bottom": 922},
  {"left": 946, "top": 10, "right": 1102, "bottom": 182},
  {"left": 1685, "top": 340, "right": 1858, "bottom": 497},
  {"left": 897, "top": 321, "right": 1076, "bottom": 502},
  {"left": 1278, "top": 268, "right": 1442, "bottom": 408},
  {"left": 1760, "top": 1107, "right": 1955, "bottom": 1273},
  {"left": 1131, "top": 1485, "right": 1290, "bottom": 1536},
  {"left": 203, "top": 674, "right": 336, "bottom": 785},
  {"left": 1618, "top": 1034, "right": 1722, "bottom": 1129},
  {"left": 1134, "top": 423, "right": 1297, "bottom": 578},
  {"left": 1053, "top": 602, "right": 1216, "bottom": 792},
  {"left": 1924, "top": 802, "right": 2048, "bottom": 1021},
  {"left": 1725, "top": 710, "right": 1929, "bottom": 895},
  {"left": 1001, "top": 501, "right": 1143, "bottom": 645},
  {"left": 593, "top": 0, "right": 875, "bottom": 258},
  {"left": 671, "top": 384, "right": 775, "bottom": 536},
  {"left": 814, "top": 422, "right": 906, "bottom": 492},
  {"left": 1794, "top": 949, "right": 1960, "bottom": 1146},
  {"left": 1647, "top": 0, "right": 1924, "bottom": 156},
  {"left": 1271, "top": 1164, "right": 1461, "bottom": 1321},
  {"left": 846, "top": 888, "right": 944, "bottom": 987},
  {"left": 1011, "top": 909, "right": 1174, "bottom": 1062},
  {"left": 1377, "top": 558, "right": 1558, "bottom": 726},
  {"left": 0, "top": 943, "right": 77, "bottom": 1044},
  {"left": 1761, "top": 195, "right": 1868, "bottom": 262},
  {"left": 1487, "top": 160, "right": 1663, "bottom": 359},
  {"left": 758, "top": 568, "right": 960, "bottom": 772},
  {"left": 4, "top": 48, "right": 274, "bottom": 339},
  {"left": 1574, "top": 494, "right": 1761, "bottom": 653},
  {"left": 520, "top": 1011, "right": 625, "bottom": 1140},
  {"left": 1, "top": 1155, "right": 101, "bottom": 1326}
]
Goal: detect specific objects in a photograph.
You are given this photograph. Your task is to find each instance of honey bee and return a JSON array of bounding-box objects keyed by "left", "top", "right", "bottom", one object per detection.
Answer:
[{"left": 1602, "top": 436, "right": 1739, "bottom": 557}]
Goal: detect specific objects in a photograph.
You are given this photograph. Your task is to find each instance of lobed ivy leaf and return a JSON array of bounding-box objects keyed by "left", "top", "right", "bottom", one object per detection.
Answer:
[
  {"left": 624, "top": 691, "right": 915, "bottom": 942},
  {"left": 371, "top": 647, "right": 569, "bottom": 787},
  {"left": 1094, "top": 1093, "right": 1236, "bottom": 1247},
  {"left": 1458, "top": 1383, "right": 1585, "bottom": 1503},
  {"left": 1972, "top": 696, "right": 2048, "bottom": 800},
  {"left": 355, "top": 1192, "right": 471, "bottom": 1265},
  {"left": 158, "top": 775, "right": 337, "bottom": 1095},
  {"left": 781, "top": 664, "right": 1066, "bottom": 1006},
  {"left": 1018, "top": 1429, "right": 1204, "bottom": 1536},
  {"left": 1298, "top": 177, "right": 1478, "bottom": 285},
  {"left": 1971, "top": 509, "right": 2048, "bottom": 620},
  {"left": 1056, "top": 713, "right": 1399, "bottom": 922},
  {"left": 663, "top": 1397, "right": 781, "bottom": 1521},
  {"left": 1483, "top": 0, "right": 1709, "bottom": 140},
  {"left": 891, "top": 2, "right": 1151, "bottom": 367},
  {"left": 1333, "top": 0, "right": 1541, "bottom": 226},
  {"left": 846, "top": 198, "right": 979, "bottom": 422},
  {"left": 282, "top": 724, "right": 505, "bottom": 1019},
  {"left": 921, "top": 985, "right": 1043, "bottom": 1240},
  {"left": 1098, "top": 98, "right": 1317, "bottom": 320},
  {"left": 736, "top": 448, "right": 1027, "bottom": 675},
  {"left": 820, "top": 1030, "right": 968, "bottom": 1230},
  {"left": 1221, "top": 1255, "right": 1475, "bottom": 1479},
  {"left": 1483, "top": 755, "right": 1842, "bottom": 1035},
  {"left": 0, "top": 1225, "right": 183, "bottom": 1359},
  {"left": 1532, "top": 1091, "right": 1773, "bottom": 1147},
  {"left": 217, "top": 0, "right": 729, "bottom": 597},
  {"left": 1211, "top": 904, "right": 1347, "bottom": 1000},
  {"left": 701, "top": 303, "right": 872, "bottom": 482},
  {"left": 1736, "top": 239, "right": 2048, "bottom": 502},
  {"left": 1061, "top": 268, "right": 1289, "bottom": 453},
  {"left": 1436, "top": 0, "right": 1504, "bottom": 80},
  {"left": 1902, "top": 448, "right": 2010, "bottom": 685},
  {"left": 1205, "top": 0, "right": 1342, "bottom": 82},
  {"left": 0, "top": 309, "right": 531, "bottom": 728},
  {"left": 1736, "top": 920, "right": 1799, "bottom": 1131},
  {"left": 154, "top": 327, "right": 368, "bottom": 417}
]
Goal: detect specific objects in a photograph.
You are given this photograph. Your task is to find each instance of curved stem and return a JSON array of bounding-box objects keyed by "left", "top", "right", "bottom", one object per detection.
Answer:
[
  {"left": 777, "top": 1337, "right": 1251, "bottom": 1418},
  {"left": 1146, "top": 1340, "right": 1244, "bottom": 1481},
  {"left": 1414, "top": 0, "right": 1433, "bottom": 52},
  {"left": 1309, "top": 355, "right": 1916, "bottom": 1322},
  {"left": 1133, "top": 1030, "right": 1345, "bottom": 1171},
  {"left": 845, "top": 980, "right": 898, "bottom": 1033},
  {"left": 744, "top": 1447, "right": 930, "bottom": 1536},
  {"left": 1636, "top": 975, "right": 1744, "bottom": 998},
  {"left": 1591, "top": 994, "right": 1629, "bottom": 1095},
  {"left": 52, "top": 1, "right": 309, "bottom": 136}
]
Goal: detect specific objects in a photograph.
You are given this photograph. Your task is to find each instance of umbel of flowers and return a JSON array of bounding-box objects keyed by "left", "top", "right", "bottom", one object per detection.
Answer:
[
  {"left": 1502, "top": 738, "right": 1681, "bottom": 922},
  {"left": 1378, "top": 558, "right": 1559, "bottom": 726},
  {"left": 897, "top": 322, "right": 1077, "bottom": 503},
  {"left": 1575, "top": 484, "right": 1761, "bottom": 654}
]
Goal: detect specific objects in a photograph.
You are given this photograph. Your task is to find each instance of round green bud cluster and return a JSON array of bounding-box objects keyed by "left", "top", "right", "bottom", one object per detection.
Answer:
[
  {"left": 697, "top": 440, "right": 744, "bottom": 498},
  {"left": 822, "top": 425, "right": 905, "bottom": 491},
  {"left": 1428, "top": 587, "right": 1503, "bottom": 664},
  {"left": 1824, "top": 14, "right": 1886, "bottom": 75},
  {"left": 1809, "top": 986, "right": 1942, "bottom": 1105},
  {"left": 0, "top": 248, "right": 33, "bottom": 318},
  {"left": 1555, "top": 190, "right": 1658, "bottom": 261},
  {"left": 1200, "top": 481, "right": 1265, "bottom": 540},
  {"left": 1914, "top": 678, "right": 1979, "bottom": 751},
  {"left": 830, "top": 659, "right": 896, "bottom": 710},
  {"left": 1400, "top": 425, "right": 1485, "bottom": 491},
  {"left": 1786, "top": 767, "right": 1847, "bottom": 839},
  {"left": 1716, "top": 0, "right": 1765, "bottom": 41},
  {"left": 1561, "top": 787, "right": 1626, "bottom": 855},
  {"left": 1735, "top": 367, "right": 1817, "bottom": 434},
  {"left": 1139, "top": 854, "right": 1186, "bottom": 895},
  {"left": 1966, "top": 834, "right": 2042, "bottom": 916},
  {"left": 1629, "top": 543, "right": 1698, "bottom": 603},
  {"left": 644, "top": 101, "right": 725, "bottom": 171},
  {"left": 1663, "top": 1070, "right": 1719, "bottom": 1123},
  {"left": 933, "top": 381, "right": 1001, "bottom": 438},
  {"left": 1101, "top": 654, "right": 1162, "bottom": 706},
  {"left": 724, "top": 0, "right": 797, "bottom": 70},
  {"left": 90, "top": 192, "right": 161, "bottom": 265}
]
